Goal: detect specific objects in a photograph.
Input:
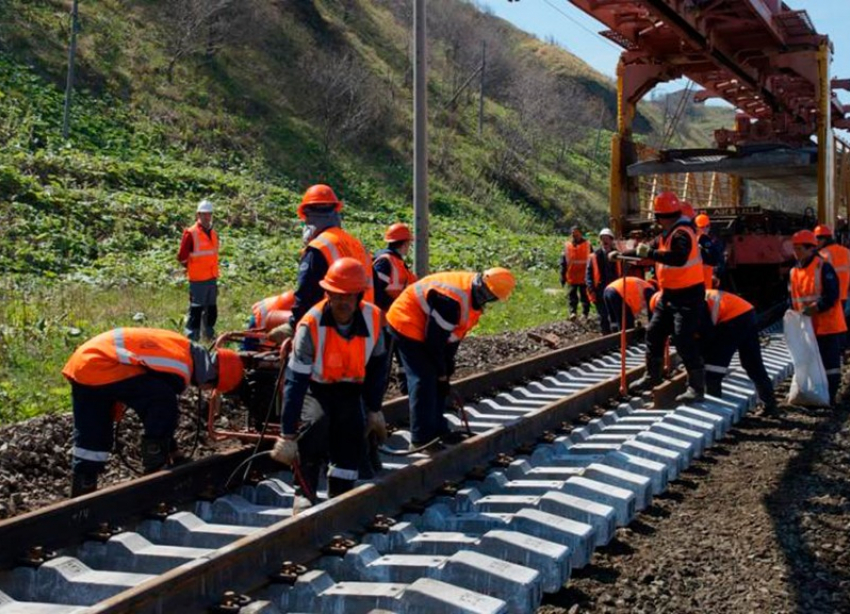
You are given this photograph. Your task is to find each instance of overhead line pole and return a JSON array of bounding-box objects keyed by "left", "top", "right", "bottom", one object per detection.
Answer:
[
  {"left": 413, "top": 0, "right": 429, "bottom": 277},
  {"left": 478, "top": 40, "right": 486, "bottom": 137},
  {"left": 62, "top": 0, "right": 80, "bottom": 139}
]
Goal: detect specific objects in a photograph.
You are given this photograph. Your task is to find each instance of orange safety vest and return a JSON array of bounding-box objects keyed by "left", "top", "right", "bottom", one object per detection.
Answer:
[
  {"left": 252, "top": 294, "right": 294, "bottom": 330},
  {"left": 63, "top": 328, "right": 193, "bottom": 387},
  {"left": 704, "top": 289, "right": 753, "bottom": 325},
  {"left": 656, "top": 225, "right": 704, "bottom": 291},
  {"left": 649, "top": 290, "right": 662, "bottom": 314},
  {"left": 186, "top": 222, "right": 219, "bottom": 282},
  {"left": 308, "top": 227, "right": 374, "bottom": 304},
  {"left": 564, "top": 241, "right": 590, "bottom": 285},
  {"left": 386, "top": 272, "right": 482, "bottom": 343},
  {"left": 820, "top": 243, "right": 850, "bottom": 301},
  {"left": 373, "top": 251, "right": 417, "bottom": 301},
  {"left": 294, "top": 299, "right": 383, "bottom": 384},
  {"left": 607, "top": 277, "right": 654, "bottom": 317},
  {"left": 790, "top": 256, "right": 848, "bottom": 336}
]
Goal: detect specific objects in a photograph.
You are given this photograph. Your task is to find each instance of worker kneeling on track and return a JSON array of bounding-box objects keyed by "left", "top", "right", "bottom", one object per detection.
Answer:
[
  {"left": 789, "top": 230, "right": 847, "bottom": 405},
  {"left": 702, "top": 286, "right": 777, "bottom": 414},
  {"left": 603, "top": 277, "right": 657, "bottom": 332},
  {"left": 386, "top": 268, "right": 516, "bottom": 448},
  {"left": 63, "top": 327, "right": 244, "bottom": 497},
  {"left": 270, "top": 258, "right": 388, "bottom": 502},
  {"left": 611, "top": 191, "right": 706, "bottom": 403}
]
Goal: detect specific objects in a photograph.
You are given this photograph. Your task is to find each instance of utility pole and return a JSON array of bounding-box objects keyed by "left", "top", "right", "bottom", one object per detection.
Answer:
[
  {"left": 62, "top": 0, "right": 80, "bottom": 139},
  {"left": 478, "top": 40, "right": 486, "bottom": 137},
  {"left": 413, "top": 0, "right": 429, "bottom": 277}
]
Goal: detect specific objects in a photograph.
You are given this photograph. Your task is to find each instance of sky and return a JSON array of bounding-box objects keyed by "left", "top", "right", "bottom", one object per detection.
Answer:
[{"left": 481, "top": 0, "right": 850, "bottom": 107}]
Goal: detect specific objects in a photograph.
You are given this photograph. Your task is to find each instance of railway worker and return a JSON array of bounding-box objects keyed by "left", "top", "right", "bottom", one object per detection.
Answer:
[
  {"left": 177, "top": 199, "right": 219, "bottom": 342},
  {"left": 268, "top": 184, "right": 373, "bottom": 344},
  {"left": 789, "top": 230, "right": 847, "bottom": 404},
  {"left": 680, "top": 201, "right": 696, "bottom": 221},
  {"left": 611, "top": 191, "right": 706, "bottom": 402},
  {"left": 625, "top": 229, "right": 651, "bottom": 279},
  {"left": 242, "top": 290, "right": 295, "bottom": 351},
  {"left": 386, "top": 268, "right": 516, "bottom": 447},
  {"left": 269, "top": 258, "right": 388, "bottom": 500},
  {"left": 560, "top": 226, "right": 591, "bottom": 320},
  {"left": 586, "top": 228, "right": 621, "bottom": 334},
  {"left": 695, "top": 214, "right": 724, "bottom": 290},
  {"left": 814, "top": 225, "right": 850, "bottom": 324},
  {"left": 603, "top": 277, "right": 657, "bottom": 332},
  {"left": 702, "top": 288, "right": 777, "bottom": 413},
  {"left": 63, "top": 327, "right": 244, "bottom": 497}
]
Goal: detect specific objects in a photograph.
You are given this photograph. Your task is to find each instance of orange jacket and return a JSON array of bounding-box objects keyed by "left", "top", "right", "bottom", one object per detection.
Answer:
[
  {"left": 656, "top": 226, "right": 704, "bottom": 290},
  {"left": 790, "top": 257, "right": 848, "bottom": 336},
  {"left": 387, "top": 272, "right": 482, "bottom": 343},
  {"left": 607, "top": 277, "right": 654, "bottom": 317},
  {"left": 63, "top": 328, "right": 193, "bottom": 387},
  {"left": 704, "top": 290, "right": 753, "bottom": 325},
  {"left": 298, "top": 299, "right": 383, "bottom": 383},
  {"left": 820, "top": 243, "right": 850, "bottom": 301},
  {"left": 252, "top": 293, "right": 295, "bottom": 330},
  {"left": 373, "top": 250, "right": 417, "bottom": 301},
  {"left": 308, "top": 227, "right": 374, "bottom": 304},
  {"left": 564, "top": 241, "right": 590, "bottom": 285},
  {"left": 186, "top": 222, "right": 219, "bottom": 282}
]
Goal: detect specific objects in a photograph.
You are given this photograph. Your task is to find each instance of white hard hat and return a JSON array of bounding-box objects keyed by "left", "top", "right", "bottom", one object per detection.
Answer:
[
  {"left": 197, "top": 199, "right": 214, "bottom": 213},
  {"left": 599, "top": 228, "right": 615, "bottom": 238}
]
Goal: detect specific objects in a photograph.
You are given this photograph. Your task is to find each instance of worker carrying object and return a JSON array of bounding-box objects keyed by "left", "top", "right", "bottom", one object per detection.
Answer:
[
  {"left": 269, "top": 258, "right": 388, "bottom": 501},
  {"left": 815, "top": 224, "right": 850, "bottom": 343},
  {"left": 702, "top": 288, "right": 777, "bottom": 413},
  {"left": 789, "top": 230, "right": 847, "bottom": 404},
  {"left": 177, "top": 199, "right": 219, "bottom": 341},
  {"left": 560, "top": 226, "right": 591, "bottom": 320},
  {"left": 386, "top": 268, "right": 516, "bottom": 447},
  {"left": 586, "top": 228, "right": 622, "bottom": 334},
  {"left": 603, "top": 277, "right": 657, "bottom": 332},
  {"left": 611, "top": 191, "right": 706, "bottom": 403},
  {"left": 269, "top": 184, "right": 373, "bottom": 344},
  {"left": 63, "top": 327, "right": 244, "bottom": 497},
  {"left": 695, "top": 214, "right": 725, "bottom": 290}
]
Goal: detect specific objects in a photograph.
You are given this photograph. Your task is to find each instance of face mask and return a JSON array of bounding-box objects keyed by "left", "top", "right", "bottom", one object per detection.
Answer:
[{"left": 302, "top": 224, "right": 317, "bottom": 245}]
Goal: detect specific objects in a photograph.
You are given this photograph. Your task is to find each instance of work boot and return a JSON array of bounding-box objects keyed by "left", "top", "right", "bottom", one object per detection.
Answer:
[
  {"left": 676, "top": 369, "right": 705, "bottom": 404},
  {"left": 569, "top": 313, "right": 577, "bottom": 321},
  {"left": 141, "top": 437, "right": 170, "bottom": 474},
  {"left": 630, "top": 356, "right": 663, "bottom": 393},
  {"left": 327, "top": 476, "right": 355, "bottom": 498},
  {"left": 295, "top": 461, "right": 321, "bottom": 504},
  {"left": 70, "top": 471, "right": 98, "bottom": 498},
  {"left": 706, "top": 378, "right": 722, "bottom": 398}
]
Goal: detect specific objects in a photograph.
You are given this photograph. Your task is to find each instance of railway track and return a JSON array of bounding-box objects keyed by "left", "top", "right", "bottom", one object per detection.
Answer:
[{"left": 0, "top": 326, "right": 794, "bottom": 614}]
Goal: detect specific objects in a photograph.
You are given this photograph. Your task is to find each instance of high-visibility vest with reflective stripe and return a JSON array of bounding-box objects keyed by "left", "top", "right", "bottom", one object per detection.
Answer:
[
  {"left": 308, "top": 227, "right": 374, "bottom": 304},
  {"left": 62, "top": 328, "right": 193, "bottom": 387},
  {"left": 607, "top": 277, "right": 654, "bottom": 317},
  {"left": 790, "top": 256, "right": 848, "bottom": 336},
  {"left": 820, "top": 243, "right": 850, "bottom": 301},
  {"left": 252, "top": 294, "right": 292, "bottom": 330},
  {"left": 386, "top": 272, "right": 482, "bottom": 343},
  {"left": 704, "top": 289, "right": 753, "bottom": 325},
  {"left": 564, "top": 241, "right": 590, "bottom": 285},
  {"left": 297, "top": 299, "right": 382, "bottom": 384},
  {"left": 187, "top": 222, "right": 219, "bottom": 282},
  {"left": 373, "top": 250, "right": 417, "bottom": 301},
  {"left": 656, "top": 225, "right": 704, "bottom": 290}
]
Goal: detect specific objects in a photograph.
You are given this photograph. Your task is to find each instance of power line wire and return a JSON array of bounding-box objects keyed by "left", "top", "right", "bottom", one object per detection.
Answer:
[{"left": 538, "top": 0, "right": 623, "bottom": 52}]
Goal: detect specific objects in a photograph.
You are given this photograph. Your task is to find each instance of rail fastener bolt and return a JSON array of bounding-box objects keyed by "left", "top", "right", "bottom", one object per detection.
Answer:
[
  {"left": 18, "top": 546, "right": 56, "bottom": 568},
  {"left": 322, "top": 535, "right": 357, "bottom": 557},
  {"left": 366, "top": 514, "right": 397, "bottom": 534},
  {"left": 270, "top": 561, "right": 308, "bottom": 585},
  {"left": 146, "top": 502, "right": 178, "bottom": 521},
  {"left": 210, "top": 591, "right": 252, "bottom": 613},
  {"left": 86, "top": 522, "right": 123, "bottom": 543}
]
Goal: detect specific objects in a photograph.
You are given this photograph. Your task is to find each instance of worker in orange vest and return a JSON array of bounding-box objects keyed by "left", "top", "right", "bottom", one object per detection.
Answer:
[
  {"left": 63, "top": 328, "right": 244, "bottom": 497},
  {"left": 702, "top": 288, "right": 777, "bottom": 413},
  {"left": 269, "top": 258, "right": 388, "bottom": 501},
  {"left": 560, "top": 226, "right": 591, "bottom": 320},
  {"left": 603, "top": 277, "right": 657, "bottom": 332},
  {"left": 695, "top": 214, "right": 724, "bottom": 290},
  {"left": 387, "top": 268, "right": 516, "bottom": 447},
  {"left": 177, "top": 199, "right": 219, "bottom": 341},
  {"left": 269, "top": 184, "right": 373, "bottom": 343},
  {"left": 586, "top": 228, "right": 621, "bottom": 334},
  {"left": 242, "top": 291, "right": 295, "bottom": 351},
  {"left": 611, "top": 191, "right": 706, "bottom": 402},
  {"left": 815, "top": 224, "right": 850, "bottom": 345},
  {"left": 789, "top": 230, "right": 847, "bottom": 404}
]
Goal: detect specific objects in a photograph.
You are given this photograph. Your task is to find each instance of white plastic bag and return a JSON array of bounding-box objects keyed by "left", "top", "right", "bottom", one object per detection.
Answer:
[{"left": 783, "top": 309, "right": 830, "bottom": 407}]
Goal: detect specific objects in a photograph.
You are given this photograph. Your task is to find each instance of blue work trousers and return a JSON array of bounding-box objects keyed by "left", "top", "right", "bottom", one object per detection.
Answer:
[
  {"left": 602, "top": 288, "right": 635, "bottom": 333},
  {"left": 817, "top": 333, "right": 843, "bottom": 404}
]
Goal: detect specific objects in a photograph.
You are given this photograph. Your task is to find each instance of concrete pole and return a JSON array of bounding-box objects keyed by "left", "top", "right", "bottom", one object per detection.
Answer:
[
  {"left": 62, "top": 0, "right": 80, "bottom": 139},
  {"left": 413, "top": 0, "right": 429, "bottom": 277},
  {"left": 478, "top": 40, "right": 486, "bottom": 137}
]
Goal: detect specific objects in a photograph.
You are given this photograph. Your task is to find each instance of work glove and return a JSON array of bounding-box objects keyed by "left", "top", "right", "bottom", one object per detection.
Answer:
[
  {"left": 268, "top": 322, "right": 294, "bottom": 344},
  {"left": 437, "top": 377, "right": 451, "bottom": 399},
  {"left": 270, "top": 437, "right": 299, "bottom": 466},
  {"left": 802, "top": 304, "right": 818, "bottom": 317},
  {"left": 366, "top": 411, "right": 388, "bottom": 443},
  {"left": 608, "top": 250, "right": 621, "bottom": 261},
  {"left": 636, "top": 243, "right": 652, "bottom": 258}
]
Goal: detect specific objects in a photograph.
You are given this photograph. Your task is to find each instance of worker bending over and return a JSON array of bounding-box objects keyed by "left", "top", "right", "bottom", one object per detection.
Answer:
[
  {"left": 387, "top": 268, "right": 515, "bottom": 447},
  {"left": 789, "top": 230, "right": 847, "bottom": 404},
  {"left": 603, "top": 277, "right": 657, "bottom": 332},
  {"left": 586, "top": 228, "right": 621, "bottom": 334},
  {"left": 560, "top": 226, "right": 590, "bottom": 320},
  {"left": 63, "top": 328, "right": 243, "bottom": 497},
  {"left": 702, "top": 288, "right": 777, "bottom": 413},
  {"left": 270, "top": 258, "right": 388, "bottom": 501}
]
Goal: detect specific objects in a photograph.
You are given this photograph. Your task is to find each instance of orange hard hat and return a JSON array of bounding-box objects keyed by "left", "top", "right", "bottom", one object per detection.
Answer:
[
  {"left": 814, "top": 224, "right": 833, "bottom": 238},
  {"left": 653, "top": 192, "right": 681, "bottom": 216},
  {"left": 792, "top": 230, "right": 818, "bottom": 246},
  {"left": 385, "top": 223, "right": 412, "bottom": 243},
  {"left": 297, "top": 184, "right": 343, "bottom": 220},
  {"left": 319, "top": 257, "right": 369, "bottom": 294},
  {"left": 695, "top": 214, "right": 710, "bottom": 228},
  {"left": 482, "top": 267, "right": 516, "bottom": 301},
  {"left": 215, "top": 349, "right": 244, "bottom": 394},
  {"left": 680, "top": 202, "right": 695, "bottom": 219}
]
